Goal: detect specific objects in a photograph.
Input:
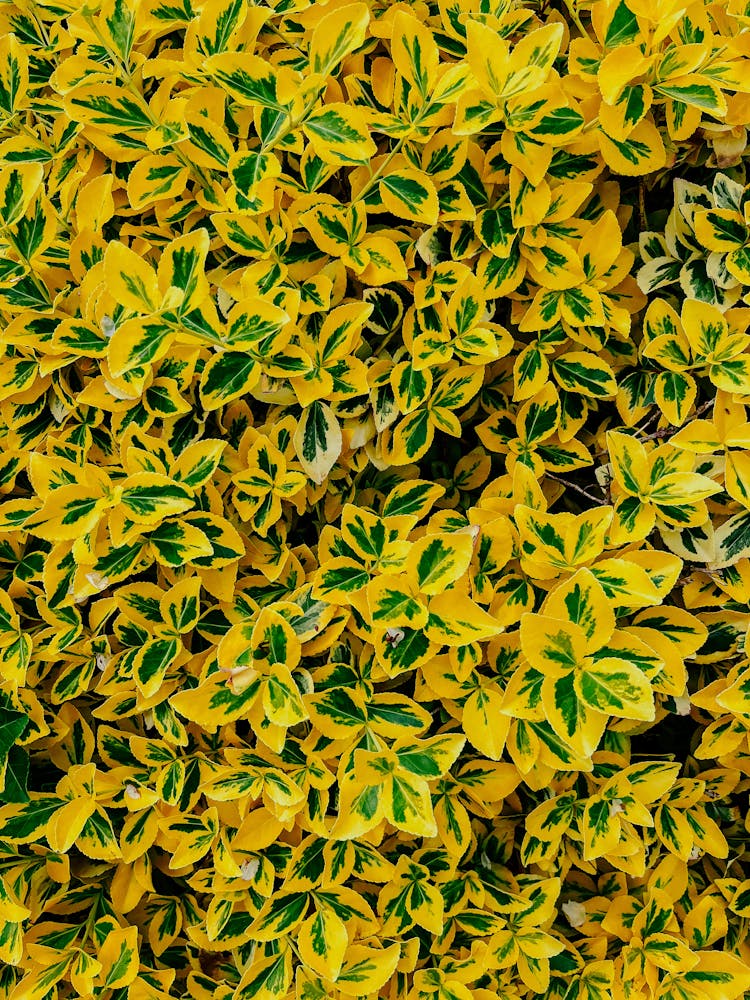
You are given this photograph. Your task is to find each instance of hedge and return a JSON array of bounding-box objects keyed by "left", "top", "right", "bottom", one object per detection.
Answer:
[{"left": 1, "top": 1, "right": 750, "bottom": 999}]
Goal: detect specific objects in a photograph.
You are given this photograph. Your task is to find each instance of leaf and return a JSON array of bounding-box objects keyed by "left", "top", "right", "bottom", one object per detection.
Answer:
[
  {"left": 335, "top": 944, "right": 400, "bottom": 997},
  {"left": 0, "top": 710, "right": 28, "bottom": 763},
  {"left": 133, "top": 638, "right": 180, "bottom": 697},
  {"left": 127, "top": 154, "right": 189, "bottom": 210},
  {"left": 309, "top": 3, "right": 370, "bottom": 76},
  {"left": 297, "top": 906, "right": 348, "bottom": 980},
  {"left": 24, "top": 485, "right": 107, "bottom": 542},
  {"left": 598, "top": 119, "right": 666, "bottom": 176},
  {"left": 391, "top": 11, "right": 439, "bottom": 98},
  {"left": 517, "top": 385, "right": 560, "bottom": 445},
  {"left": 654, "top": 372, "right": 697, "bottom": 426},
  {"left": 303, "top": 105, "right": 376, "bottom": 165},
  {"left": 120, "top": 474, "right": 194, "bottom": 524},
  {"left": 576, "top": 659, "right": 655, "bottom": 721},
  {"left": 100, "top": 0, "right": 138, "bottom": 61},
  {"left": 104, "top": 242, "right": 160, "bottom": 313},
  {"left": 226, "top": 296, "right": 289, "bottom": 346},
  {"left": 65, "top": 84, "right": 153, "bottom": 135},
  {"left": 603, "top": 0, "right": 639, "bottom": 46},
  {"left": 249, "top": 892, "right": 309, "bottom": 940},
  {"left": 367, "top": 575, "right": 427, "bottom": 628},
  {"left": 108, "top": 317, "right": 172, "bottom": 377},
  {"left": 229, "top": 150, "right": 281, "bottom": 206},
  {"left": 0, "top": 34, "right": 28, "bottom": 117},
  {"left": 426, "top": 592, "right": 502, "bottom": 645},
  {"left": 553, "top": 352, "right": 617, "bottom": 398},
  {"left": 157, "top": 229, "right": 211, "bottom": 315},
  {"left": 207, "top": 52, "right": 282, "bottom": 108},
  {"left": 196, "top": 0, "right": 250, "bottom": 55},
  {"left": 380, "top": 170, "right": 439, "bottom": 225},
  {"left": 406, "top": 531, "right": 474, "bottom": 595},
  {"left": 234, "top": 947, "right": 292, "bottom": 1000},
  {"left": 381, "top": 480, "right": 445, "bottom": 521},
  {"left": 655, "top": 75, "right": 727, "bottom": 115},
  {"left": 199, "top": 352, "right": 261, "bottom": 410},
  {"left": 185, "top": 115, "right": 234, "bottom": 169},
  {"left": 0, "top": 796, "right": 63, "bottom": 843},
  {"left": 694, "top": 208, "right": 746, "bottom": 251},
  {"left": 0, "top": 163, "right": 43, "bottom": 227},
  {"left": 294, "top": 401, "right": 342, "bottom": 484},
  {"left": 98, "top": 926, "right": 139, "bottom": 989},
  {"left": 711, "top": 510, "right": 750, "bottom": 568},
  {"left": 1, "top": 745, "right": 30, "bottom": 803},
  {"left": 389, "top": 409, "right": 433, "bottom": 464}
]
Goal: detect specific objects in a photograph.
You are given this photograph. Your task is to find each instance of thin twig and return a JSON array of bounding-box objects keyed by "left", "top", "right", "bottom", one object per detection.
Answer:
[
  {"left": 636, "top": 399, "right": 715, "bottom": 443},
  {"left": 638, "top": 179, "right": 647, "bottom": 232},
  {"left": 546, "top": 473, "right": 606, "bottom": 505},
  {"left": 562, "top": 0, "right": 590, "bottom": 38}
]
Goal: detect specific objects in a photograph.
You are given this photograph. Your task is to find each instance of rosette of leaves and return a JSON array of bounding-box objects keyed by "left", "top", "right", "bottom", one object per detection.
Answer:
[{"left": 638, "top": 174, "right": 746, "bottom": 309}]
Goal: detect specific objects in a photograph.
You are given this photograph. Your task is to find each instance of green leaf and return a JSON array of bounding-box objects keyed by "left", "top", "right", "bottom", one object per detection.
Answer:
[
  {"left": 381, "top": 481, "right": 444, "bottom": 520},
  {"left": 1, "top": 746, "right": 29, "bottom": 802},
  {"left": 103, "top": 0, "right": 137, "bottom": 60},
  {"left": 576, "top": 659, "right": 654, "bottom": 720},
  {"left": 120, "top": 475, "right": 194, "bottom": 523},
  {"left": 655, "top": 79, "right": 726, "bottom": 113},
  {"left": 0, "top": 796, "right": 63, "bottom": 842},
  {"left": 553, "top": 353, "right": 617, "bottom": 398},
  {"left": 199, "top": 352, "right": 261, "bottom": 410},
  {"left": 293, "top": 401, "right": 342, "bottom": 484},
  {"left": 380, "top": 170, "right": 439, "bottom": 225},
  {"left": 604, "top": 0, "right": 640, "bottom": 46},
  {"left": 309, "top": 2, "right": 369, "bottom": 75}
]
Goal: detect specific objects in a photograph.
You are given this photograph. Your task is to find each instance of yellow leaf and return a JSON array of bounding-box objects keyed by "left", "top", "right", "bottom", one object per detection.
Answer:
[
  {"left": 379, "top": 169, "right": 439, "bottom": 225},
  {"left": 309, "top": 3, "right": 370, "bottom": 76},
  {"left": 297, "top": 906, "right": 348, "bottom": 981},
  {"left": 104, "top": 242, "right": 161, "bottom": 313}
]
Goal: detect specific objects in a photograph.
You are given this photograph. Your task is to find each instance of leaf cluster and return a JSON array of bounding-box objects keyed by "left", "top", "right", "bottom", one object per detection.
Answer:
[{"left": 1, "top": 1, "right": 750, "bottom": 1000}]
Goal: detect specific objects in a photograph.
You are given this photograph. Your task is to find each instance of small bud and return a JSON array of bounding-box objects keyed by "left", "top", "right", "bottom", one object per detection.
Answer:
[
  {"left": 609, "top": 798, "right": 624, "bottom": 817},
  {"left": 124, "top": 784, "right": 140, "bottom": 800},
  {"left": 217, "top": 287, "right": 236, "bottom": 317},
  {"left": 239, "top": 859, "right": 259, "bottom": 881},
  {"left": 384, "top": 627, "right": 405, "bottom": 648},
  {"left": 674, "top": 692, "right": 691, "bottom": 716},
  {"left": 562, "top": 901, "right": 586, "bottom": 928},
  {"left": 85, "top": 572, "right": 110, "bottom": 593}
]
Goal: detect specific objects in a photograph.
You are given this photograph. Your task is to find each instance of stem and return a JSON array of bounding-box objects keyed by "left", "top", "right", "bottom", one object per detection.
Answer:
[
  {"left": 562, "top": 0, "right": 591, "bottom": 39},
  {"left": 352, "top": 136, "right": 407, "bottom": 203},
  {"left": 0, "top": 225, "right": 52, "bottom": 306},
  {"left": 352, "top": 96, "right": 438, "bottom": 203},
  {"left": 81, "top": 11, "right": 214, "bottom": 195},
  {"left": 0, "top": 115, "right": 53, "bottom": 155},
  {"left": 261, "top": 88, "right": 324, "bottom": 153},
  {"left": 638, "top": 179, "right": 646, "bottom": 232},
  {"left": 28, "top": 1, "right": 52, "bottom": 48},
  {"left": 636, "top": 399, "right": 714, "bottom": 444},
  {"left": 376, "top": 326, "right": 401, "bottom": 355},
  {"left": 546, "top": 472, "right": 606, "bottom": 505}
]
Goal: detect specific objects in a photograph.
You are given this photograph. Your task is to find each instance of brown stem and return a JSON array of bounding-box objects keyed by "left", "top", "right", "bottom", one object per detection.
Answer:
[{"left": 546, "top": 472, "right": 607, "bottom": 505}]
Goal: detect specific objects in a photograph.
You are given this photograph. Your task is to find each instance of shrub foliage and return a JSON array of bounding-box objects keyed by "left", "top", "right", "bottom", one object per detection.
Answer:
[{"left": 2, "top": 0, "right": 750, "bottom": 998}]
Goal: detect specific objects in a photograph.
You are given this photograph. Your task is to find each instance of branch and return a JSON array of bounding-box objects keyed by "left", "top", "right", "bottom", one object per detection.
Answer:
[{"left": 546, "top": 473, "right": 608, "bottom": 505}]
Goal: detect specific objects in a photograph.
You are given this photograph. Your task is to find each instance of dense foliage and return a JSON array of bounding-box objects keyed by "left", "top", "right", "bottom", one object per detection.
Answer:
[{"left": 2, "top": 0, "right": 750, "bottom": 998}]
